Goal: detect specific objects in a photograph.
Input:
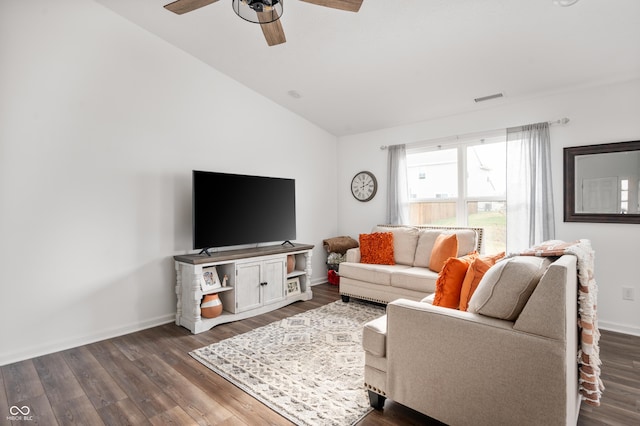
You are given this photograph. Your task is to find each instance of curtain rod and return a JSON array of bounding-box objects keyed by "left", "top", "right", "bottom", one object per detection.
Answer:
[{"left": 379, "top": 117, "right": 570, "bottom": 150}]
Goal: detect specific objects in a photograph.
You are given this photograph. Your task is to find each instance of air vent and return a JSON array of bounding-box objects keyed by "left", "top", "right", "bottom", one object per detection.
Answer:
[{"left": 474, "top": 93, "right": 504, "bottom": 103}]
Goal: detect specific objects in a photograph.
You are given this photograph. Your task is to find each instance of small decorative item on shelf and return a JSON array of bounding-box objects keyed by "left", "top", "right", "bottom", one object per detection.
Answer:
[
  {"left": 286, "top": 277, "right": 301, "bottom": 296},
  {"left": 287, "top": 255, "right": 296, "bottom": 274},
  {"left": 201, "top": 266, "right": 221, "bottom": 291},
  {"left": 201, "top": 293, "right": 223, "bottom": 318},
  {"left": 222, "top": 274, "right": 228, "bottom": 287}
]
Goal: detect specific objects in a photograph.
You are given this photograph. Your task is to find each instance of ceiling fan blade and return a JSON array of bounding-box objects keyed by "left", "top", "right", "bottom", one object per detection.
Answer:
[
  {"left": 257, "top": 13, "right": 286, "bottom": 46},
  {"left": 298, "top": 0, "right": 363, "bottom": 13},
  {"left": 164, "top": 0, "right": 219, "bottom": 15}
]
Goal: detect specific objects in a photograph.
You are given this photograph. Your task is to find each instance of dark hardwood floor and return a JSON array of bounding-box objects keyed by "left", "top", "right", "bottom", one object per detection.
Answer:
[{"left": 1, "top": 283, "right": 638, "bottom": 425}]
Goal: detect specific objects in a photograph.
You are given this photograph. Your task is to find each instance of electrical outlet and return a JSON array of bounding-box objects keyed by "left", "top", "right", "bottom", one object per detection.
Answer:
[{"left": 622, "top": 287, "right": 635, "bottom": 301}]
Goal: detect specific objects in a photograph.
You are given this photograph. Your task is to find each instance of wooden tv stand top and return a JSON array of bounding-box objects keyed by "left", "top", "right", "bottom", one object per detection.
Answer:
[{"left": 174, "top": 243, "right": 315, "bottom": 265}]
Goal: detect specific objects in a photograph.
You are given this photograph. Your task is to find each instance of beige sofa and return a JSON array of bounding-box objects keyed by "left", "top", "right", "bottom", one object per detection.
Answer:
[
  {"left": 339, "top": 225, "right": 483, "bottom": 304},
  {"left": 362, "top": 254, "right": 581, "bottom": 426}
]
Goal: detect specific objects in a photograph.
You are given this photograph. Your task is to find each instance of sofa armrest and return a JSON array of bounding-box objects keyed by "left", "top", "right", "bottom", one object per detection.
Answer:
[
  {"left": 387, "top": 298, "right": 514, "bottom": 335},
  {"left": 345, "top": 247, "right": 361, "bottom": 263},
  {"left": 385, "top": 299, "right": 569, "bottom": 426}
]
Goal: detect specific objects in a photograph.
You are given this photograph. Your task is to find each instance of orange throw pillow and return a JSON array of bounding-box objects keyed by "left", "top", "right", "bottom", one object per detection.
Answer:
[
  {"left": 459, "top": 252, "right": 506, "bottom": 311},
  {"left": 359, "top": 232, "right": 395, "bottom": 265},
  {"left": 433, "top": 253, "right": 478, "bottom": 309},
  {"left": 428, "top": 233, "right": 459, "bottom": 272}
]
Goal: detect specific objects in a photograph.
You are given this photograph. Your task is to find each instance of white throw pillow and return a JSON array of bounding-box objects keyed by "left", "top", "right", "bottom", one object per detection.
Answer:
[{"left": 468, "top": 256, "right": 551, "bottom": 321}]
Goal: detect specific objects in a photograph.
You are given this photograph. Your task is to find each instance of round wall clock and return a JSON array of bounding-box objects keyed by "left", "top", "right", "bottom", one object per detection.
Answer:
[{"left": 351, "top": 171, "right": 378, "bottom": 202}]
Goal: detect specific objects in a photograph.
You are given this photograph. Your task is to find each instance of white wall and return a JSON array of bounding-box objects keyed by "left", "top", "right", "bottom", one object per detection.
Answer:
[
  {"left": 338, "top": 78, "right": 640, "bottom": 335},
  {"left": 0, "top": 0, "right": 338, "bottom": 365}
]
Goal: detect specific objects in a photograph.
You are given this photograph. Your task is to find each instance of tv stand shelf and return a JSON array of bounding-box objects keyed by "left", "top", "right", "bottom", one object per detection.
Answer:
[{"left": 174, "top": 243, "right": 314, "bottom": 334}]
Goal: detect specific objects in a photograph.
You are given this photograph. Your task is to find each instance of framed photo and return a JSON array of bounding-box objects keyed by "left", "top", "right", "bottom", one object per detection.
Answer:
[
  {"left": 201, "top": 266, "right": 221, "bottom": 291},
  {"left": 286, "top": 277, "right": 301, "bottom": 297}
]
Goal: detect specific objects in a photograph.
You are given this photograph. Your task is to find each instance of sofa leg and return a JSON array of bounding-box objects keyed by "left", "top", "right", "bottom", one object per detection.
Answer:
[
  {"left": 341, "top": 295, "right": 350, "bottom": 303},
  {"left": 368, "top": 390, "right": 386, "bottom": 410}
]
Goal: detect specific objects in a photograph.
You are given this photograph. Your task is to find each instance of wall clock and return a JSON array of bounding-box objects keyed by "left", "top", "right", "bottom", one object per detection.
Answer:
[{"left": 351, "top": 171, "right": 378, "bottom": 202}]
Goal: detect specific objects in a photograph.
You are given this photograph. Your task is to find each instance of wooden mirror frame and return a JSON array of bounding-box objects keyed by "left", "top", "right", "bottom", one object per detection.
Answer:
[{"left": 564, "top": 140, "right": 640, "bottom": 223}]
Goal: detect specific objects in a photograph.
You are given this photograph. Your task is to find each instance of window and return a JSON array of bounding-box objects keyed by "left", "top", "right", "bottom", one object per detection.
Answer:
[
  {"left": 407, "top": 134, "right": 506, "bottom": 253},
  {"left": 620, "top": 178, "right": 629, "bottom": 213}
]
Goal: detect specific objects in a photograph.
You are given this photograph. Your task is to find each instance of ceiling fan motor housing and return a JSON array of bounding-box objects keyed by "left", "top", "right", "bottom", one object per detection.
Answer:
[
  {"left": 234, "top": 0, "right": 283, "bottom": 23},
  {"left": 245, "top": 0, "right": 281, "bottom": 13}
]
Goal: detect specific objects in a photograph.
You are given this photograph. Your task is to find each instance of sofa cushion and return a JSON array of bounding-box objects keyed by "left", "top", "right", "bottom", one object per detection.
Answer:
[
  {"left": 359, "top": 232, "right": 395, "bottom": 265},
  {"left": 459, "top": 252, "right": 506, "bottom": 311},
  {"left": 468, "top": 256, "right": 551, "bottom": 321},
  {"left": 433, "top": 253, "right": 478, "bottom": 309},
  {"left": 374, "top": 226, "right": 420, "bottom": 265},
  {"left": 413, "top": 230, "right": 441, "bottom": 267},
  {"left": 454, "top": 229, "right": 478, "bottom": 257},
  {"left": 429, "top": 233, "right": 459, "bottom": 272},
  {"left": 390, "top": 267, "right": 439, "bottom": 293},
  {"left": 414, "top": 229, "right": 477, "bottom": 267},
  {"left": 421, "top": 293, "right": 435, "bottom": 304},
  {"left": 339, "top": 262, "right": 410, "bottom": 286},
  {"left": 363, "top": 315, "right": 387, "bottom": 357}
]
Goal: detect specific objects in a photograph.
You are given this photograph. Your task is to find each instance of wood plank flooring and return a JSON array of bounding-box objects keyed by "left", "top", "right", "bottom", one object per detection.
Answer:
[{"left": 1, "top": 283, "right": 639, "bottom": 425}]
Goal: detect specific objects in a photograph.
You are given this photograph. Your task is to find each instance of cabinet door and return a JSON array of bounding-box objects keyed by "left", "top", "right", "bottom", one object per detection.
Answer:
[
  {"left": 262, "top": 258, "right": 285, "bottom": 305},
  {"left": 235, "top": 261, "right": 262, "bottom": 312}
]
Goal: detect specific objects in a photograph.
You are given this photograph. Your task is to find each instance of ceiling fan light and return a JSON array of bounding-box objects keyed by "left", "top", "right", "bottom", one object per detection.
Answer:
[{"left": 233, "top": 0, "right": 283, "bottom": 24}]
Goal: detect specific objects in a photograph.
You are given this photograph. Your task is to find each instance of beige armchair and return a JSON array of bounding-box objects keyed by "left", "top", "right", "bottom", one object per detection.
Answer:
[{"left": 362, "top": 255, "right": 582, "bottom": 426}]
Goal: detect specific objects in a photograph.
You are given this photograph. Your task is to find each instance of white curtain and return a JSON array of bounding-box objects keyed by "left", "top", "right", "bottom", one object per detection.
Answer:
[
  {"left": 386, "top": 144, "right": 409, "bottom": 225},
  {"left": 506, "top": 122, "right": 555, "bottom": 253}
]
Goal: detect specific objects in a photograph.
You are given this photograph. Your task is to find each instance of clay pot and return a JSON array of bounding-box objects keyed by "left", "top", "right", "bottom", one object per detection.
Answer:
[
  {"left": 201, "top": 293, "right": 223, "bottom": 318},
  {"left": 287, "top": 255, "right": 296, "bottom": 274}
]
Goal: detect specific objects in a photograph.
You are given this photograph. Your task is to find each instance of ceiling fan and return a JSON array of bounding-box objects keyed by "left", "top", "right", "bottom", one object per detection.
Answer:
[{"left": 163, "top": 0, "right": 363, "bottom": 46}]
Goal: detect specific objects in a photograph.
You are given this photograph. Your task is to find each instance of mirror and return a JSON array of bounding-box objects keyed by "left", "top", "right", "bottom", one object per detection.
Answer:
[{"left": 564, "top": 140, "right": 640, "bottom": 223}]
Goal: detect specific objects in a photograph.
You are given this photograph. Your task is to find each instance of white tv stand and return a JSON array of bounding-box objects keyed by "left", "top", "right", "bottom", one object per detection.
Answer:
[{"left": 173, "top": 243, "right": 314, "bottom": 334}]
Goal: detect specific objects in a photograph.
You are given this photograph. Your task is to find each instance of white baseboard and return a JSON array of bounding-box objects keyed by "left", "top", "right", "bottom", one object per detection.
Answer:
[
  {"left": 3, "top": 280, "right": 332, "bottom": 366},
  {"left": 0, "top": 314, "right": 175, "bottom": 367},
  {"left": 310, "top": 277, "right": 329, "bottom": 286},
  {"left": 598, "top": 320, "right": 640, "bottom": 337}
]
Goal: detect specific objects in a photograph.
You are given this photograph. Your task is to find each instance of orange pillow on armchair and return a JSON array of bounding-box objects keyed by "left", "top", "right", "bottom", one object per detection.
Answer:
[{"left": 432, "top": 253, "right": 478, "bottom": 309}]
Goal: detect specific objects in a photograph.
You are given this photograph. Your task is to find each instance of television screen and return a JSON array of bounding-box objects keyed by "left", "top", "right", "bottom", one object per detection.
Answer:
[{"left": 192, "top": 170, "right": 296, "bottom": 251}]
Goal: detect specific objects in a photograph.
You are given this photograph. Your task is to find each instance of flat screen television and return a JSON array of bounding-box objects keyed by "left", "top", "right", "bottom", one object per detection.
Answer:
[{"left": 192, "top": 170, "right": 297, "bottom": 254}]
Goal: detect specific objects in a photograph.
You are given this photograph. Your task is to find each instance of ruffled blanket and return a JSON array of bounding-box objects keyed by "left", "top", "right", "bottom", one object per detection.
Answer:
[{"left": 521, "top": 239, "right": 604, "bottom": 406}]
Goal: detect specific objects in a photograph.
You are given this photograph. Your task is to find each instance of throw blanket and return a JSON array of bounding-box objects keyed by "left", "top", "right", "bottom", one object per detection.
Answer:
[
  {"left": 322, "top": 235, "right": 359, "bottom": 254},
  {"left": 521, "top": 239, "right": 604, "bottom": 406}
]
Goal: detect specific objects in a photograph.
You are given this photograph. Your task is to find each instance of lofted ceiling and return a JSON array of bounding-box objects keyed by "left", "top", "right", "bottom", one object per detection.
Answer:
[{"left": 93, "top": 0, "right": 640, "bottom": 136}]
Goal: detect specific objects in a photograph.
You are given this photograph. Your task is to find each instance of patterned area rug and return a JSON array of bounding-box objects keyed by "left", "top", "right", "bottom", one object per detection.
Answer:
[{"left": 190, "top": 300, "right": 386, "bottom": 426}]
